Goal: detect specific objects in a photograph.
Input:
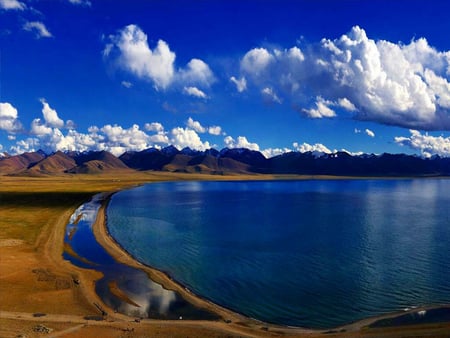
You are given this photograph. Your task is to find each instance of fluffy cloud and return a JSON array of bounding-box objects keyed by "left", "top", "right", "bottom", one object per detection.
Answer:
[
  {"left": 186, "top": 117, "right": 223, "bottom": 136},
  {"left": 10, "top": 137, "right": 40, "bottom": 154},
  {"left": 230, "top": 76, "right": 247, "bottom": 92},
  {"left": 395, "top": 130, "right": 450, "bottom": 158},
  {"left": 40, "top": 99, "right": 64, "bottom": 128},
  {"left": 170, "top": 127, "right": 211, "bottom": 150},
  {"left": 0, "top": 0, "right": 27, "bottom": 11},
  {"left": 179, "top": 59, "right": 214, "bottom": 87},
  {"left": 0, "top": 102, "right": 22, "bottom": 132},
  {"left": 8, "top": 100, "right": 226, "bottom": 155},
  {"left": 261, "top": 147, "right": 291, "bottom": 158},
  {"left": 104, "top": 25, "right": 214, "bottom": 91},
  {"left": 302, "top": 97, "right": 336, "bottom": 118},
  {"left": 261, "top": 87, "right": 282, "bottom": 104},
  {"left": 338, "top": 98, "right": 358, "bottom": 112},
  {"left": 239, "top": 46, "right": 304, "bottom": 93},
  {"left": 104, "top": 25, "right": 175, "bottom": 89},
  {"left": 186, "top": 117, "right": 206, "bottom": 133},
  {"left": 24, "top": 122, "right": 170, "bottom": 156},
  {"left": 224, "top": 135, "right": 259, "bottom": 151},
  {"left": 121, "top": 81, "right": 132, "bottom": 88},
  {"left": 293, "top": 142, "right": 332, "bottom": 154},
  {"left": 145, "top": 122, "right": 164, "bottom": 133},
  {"left": 23, "top": 21, "right": 52, "bottom": 38},
  {"left": 208, "top": 125, "right": 222, "bottom": 136},
  {"left": 183, "top": 86, "right": 208, "bottom": 99},
  {"left": 365, "top": 129, "right": 375, "bottom": 137},
  {"left": 241, "top": 48, "right": 274, "bottom": 77},
  {"left": 30, "top": 118, "right": 52, "bottom": 136},
  {"left": 236, "top": 26, "right": 450, "bottom": 130},
  {"left": 67, "top": 0, "right": 91, "bottom": 6},
  {"left": 0, "top": 0, "right": 25, "bottom": 10},
  {"left": 16, "top": 100, "right": 174, "bottom": 155}
]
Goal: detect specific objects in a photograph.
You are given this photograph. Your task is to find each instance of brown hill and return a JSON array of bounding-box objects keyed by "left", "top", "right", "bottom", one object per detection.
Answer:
[
  {"left": 72, "top": 151, "right": 128, "bottom": 168},
  {"left": 161, "top": 153, "right": 251, "bottom": 174},
  {"left": 25, "top": 151, "right": 77, "bottom": 175},
  {"left": 68, "top": 160, "right": 133, "bottom": 174},
  {"left": 162, "top": 154, "right": 193, "bottom": 172},
  {"left": 0, "top": 151, "right": 46, "bottom": 175},
  {"left": 68, "top": 150, "right": 131, "bottom": 174}
]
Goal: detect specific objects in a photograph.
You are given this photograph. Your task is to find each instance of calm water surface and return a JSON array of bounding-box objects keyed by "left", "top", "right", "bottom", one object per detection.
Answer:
[
  {"left": 107, "top": 179, "right": 450, "bottom": 328},
  {"left": 63, "top": 194, "right": 218, "bottom": 320}
]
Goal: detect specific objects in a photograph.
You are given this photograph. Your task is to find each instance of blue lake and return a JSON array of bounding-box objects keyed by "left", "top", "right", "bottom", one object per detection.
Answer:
[{"left": 106, "top": 179, "right": 450, "bottom": 328}]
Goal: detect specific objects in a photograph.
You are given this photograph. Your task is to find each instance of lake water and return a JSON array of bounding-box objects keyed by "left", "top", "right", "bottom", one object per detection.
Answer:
[
  {"left": 106, "top": 179, "right": 450, "bottom": 328},
  {"left": 63, "top": 194, "right": 218, "bottom": 321}
]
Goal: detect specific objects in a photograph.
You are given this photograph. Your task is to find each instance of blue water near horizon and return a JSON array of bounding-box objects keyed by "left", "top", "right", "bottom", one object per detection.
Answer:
[{"left": 106, "top": 179, "right": 450, "bottom": 328}]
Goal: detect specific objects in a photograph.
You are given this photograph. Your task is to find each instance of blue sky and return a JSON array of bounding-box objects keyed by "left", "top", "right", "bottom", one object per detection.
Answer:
[{"left": 1, "top": 0, "right": 450, "bottom": 158}]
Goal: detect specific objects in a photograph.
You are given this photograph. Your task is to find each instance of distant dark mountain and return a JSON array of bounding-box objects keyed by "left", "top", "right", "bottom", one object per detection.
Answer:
[
  {"left": 121, "top": 147, "right": 256, "bottom": 174},
  {"left": 219, "top": 148, "right": 268, "bottom": 171},
  {"left": 161, "top": 145, "right": 180, "bottom": 157},
  {"left": 1, "top": 147, "right": 450, "bottom": 177},
  {"left": 267, "top": 151, "right": 450, "bottom": 176},
  {"left": 120, "top": 148, "right": 172, "bottom": 170}
]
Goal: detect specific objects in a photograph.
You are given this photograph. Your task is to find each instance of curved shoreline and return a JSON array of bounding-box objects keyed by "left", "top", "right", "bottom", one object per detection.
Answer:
[
  {"left": 87, "top": 188, "right": 450, "bottom": 336},
  {"left": 91, "top": 192, "right": 319, "bottom": 335}
]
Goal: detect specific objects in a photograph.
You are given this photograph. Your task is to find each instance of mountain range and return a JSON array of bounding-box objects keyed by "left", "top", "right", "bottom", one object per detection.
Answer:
[{"left": 1, "top": 147, "right": 449, "bottom": 177}]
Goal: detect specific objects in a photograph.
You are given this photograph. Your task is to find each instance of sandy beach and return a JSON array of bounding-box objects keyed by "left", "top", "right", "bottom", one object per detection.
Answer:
[{"left": 1, "top": 173, "right": 450, "bottom": 337}]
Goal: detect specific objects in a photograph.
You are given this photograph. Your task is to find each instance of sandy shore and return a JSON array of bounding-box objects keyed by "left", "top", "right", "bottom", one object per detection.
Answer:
[{"left": 1, "top": 173, "right": 450, "bottom": 337}]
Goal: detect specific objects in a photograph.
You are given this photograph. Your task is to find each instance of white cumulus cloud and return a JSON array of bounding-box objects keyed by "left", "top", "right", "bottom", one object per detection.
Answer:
[
  {"left": 302, "top": 97, "right": 336, "bottom": 118},
  {"left": 338, "top": 98, "right": 358, "bottom": 112},
  {"left": 170, "top": 127, "right": 211, "bottom": 150},
  {"left": 365, "top": 129, "right": 375, "bottom": 137},
  {"left": 208, "top": 125, "right": 222, "bottom": 136},
  {"left": 0, "top": 102, "right": 22, "bottom": 132},
  {"left": 293, "top": 142, "right": 332, "bottom": 154},
  {"left": 0, "top": 0, "right": 25, "bottom": 10},
  {"left": 183, "top": 86, "right": 208, "bottom": 99},
  {"left": 67, "top": 0, "right": 91, "bottom": 6},
  {"left": 224, "top": 135, "right": 260, "bottom": 151},
  {"left": 105, "top": 25, "right": 214, "bottom": 91},
  {"left": 40, "top": 99, "right": 64, "bottom": 128},
  {"left": 23, "top": 21, "right": 52, "bottom": 38},
  {"left": 261, "top": 87, "right": 282, "bottom": 104},
  {"left": 230, "top": 76, "right": 247, "bottom": 92},
  {"left": 395, "top": 130, "right": 450, "bottom": 158},
  {"left": 0, "top": 0, "right": 27, "bottom": 11},
  {"left": 236, "top": 26, "right": 450, "bottom": 130},
  {"left": 186, "top": 117, "right": 206, "bottom": 133},
  {"left": 104, "top": 24, "right": 175, "bottom": 89},
  {"left": 145, "top": 122, "right": 164, "bottom": 132},
  {"left": 241, "top": 48, "right": 274, "bottom": 76},
  {"left": 261, "top": 147, "right": 291, "bottom": 158},
  {"left": 179, "top": 59, "right": 214, "bottom": 87}
]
